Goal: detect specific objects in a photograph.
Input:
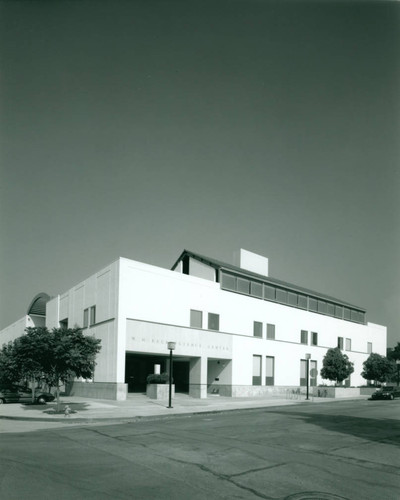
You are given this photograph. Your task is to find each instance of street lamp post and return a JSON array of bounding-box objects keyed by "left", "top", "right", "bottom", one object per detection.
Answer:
[
  {"left": 167, "top": 342, "right": 176, "bottom": 408},
  {"left": 305, "top": 353, "right": 311, "bottom": 400},
  {"left": 396, "top": 360, "right": 400, "bottom": 387}
]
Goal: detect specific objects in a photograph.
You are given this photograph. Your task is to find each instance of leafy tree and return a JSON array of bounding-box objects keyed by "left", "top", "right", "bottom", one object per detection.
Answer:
[
  {"left": 0, "top": 327, "right": 101, "bottom": 410},
  {"left": 361, "top": 353, "right": 396, "bottom": 385},
  {"left": 320, "top": 347, "right": 354, "bottom": 385},
  {"left": 387, "top": 342, "right": 400, "bottom": 361}
]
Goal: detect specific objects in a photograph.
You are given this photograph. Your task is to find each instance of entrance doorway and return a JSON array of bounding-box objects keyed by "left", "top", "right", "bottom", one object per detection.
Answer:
[{"left": 125, "top": 353, "right": 190, "bottom": 394}]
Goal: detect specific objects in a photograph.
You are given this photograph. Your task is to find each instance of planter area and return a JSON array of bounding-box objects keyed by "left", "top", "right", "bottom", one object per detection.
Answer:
[{"left": 146, "top": 384, "right": 175, "bottom": 400}]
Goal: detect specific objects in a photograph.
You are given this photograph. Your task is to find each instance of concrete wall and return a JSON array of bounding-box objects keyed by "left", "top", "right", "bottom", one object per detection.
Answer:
[{"left": 0, "top": 316, "right": 30, "bottom": 345}]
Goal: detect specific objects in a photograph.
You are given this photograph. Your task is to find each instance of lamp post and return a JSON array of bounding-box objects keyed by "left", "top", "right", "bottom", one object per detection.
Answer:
[
  {"left": 396, "top": 360, "right": 400, "bottom": 387},
  {"left": 305, "top": 353, "right": 311, "bottom": 400},
  {"left": 167, "top": 341, "right": 176, "bottom": 408}
]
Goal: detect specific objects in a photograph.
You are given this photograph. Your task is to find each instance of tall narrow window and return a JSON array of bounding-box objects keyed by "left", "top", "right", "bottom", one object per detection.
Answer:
[
  {"left": 300, "top": 330, "right": 308, "bottom": 345},
  {"left": 300, "top": 359, "right": 307, "bottom": 386},
  {"left": 59, "top": 318, "right": 68, "bottom": 329},
  {"left": 190, "top": 309, "right": 202, "bottom": 328},
  {"left": 337, "top": 337, "right": 344, "bottom": 349},
  {"left": 310, "top": 360, "right": 317, "bottom": 387},
  {"left": 253, "top": 321, "right": 263, "bottom": 338},
  {"left": 252, "top": 355, "right": 262, "bottom": 386},
  {"left": 83, "top": 308, "right": 89, "bottom": 328},
  {"left": 208, "top": 313, "right": 219, "bottom": 331},
  {"left": 90, "top": 306, "right": 96, "bottom": 326},
  {"left": 345, "top": 338, "right": 351, "bottom": 351},
  {"left": 265, "top": 356, "right": 275, "bottom": 386},
  {"left": 266, "top": 323, "right": 275, "bottom": 340},
  {"left": 311, "top": 332, "right": 318, "bottom": 346},
  {"left": 367, "top": 342, "right": 372, "bottom": 354}
]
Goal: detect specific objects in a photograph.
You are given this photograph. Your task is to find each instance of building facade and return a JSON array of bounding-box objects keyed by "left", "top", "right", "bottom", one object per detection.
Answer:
[{"left": 0, "top": 249, "right": 387, "bottom": 400}]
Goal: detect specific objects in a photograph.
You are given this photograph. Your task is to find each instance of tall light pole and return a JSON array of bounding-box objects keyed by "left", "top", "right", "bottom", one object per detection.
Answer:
[
  {"left": 396, "top": 360, "right": 400, "bottom": 387},
  {"left": 305, "top": 353, "right": 311, "bottom": 400},
  {"left": 167, "top": 342, "right": 176, "bottom": 408}
]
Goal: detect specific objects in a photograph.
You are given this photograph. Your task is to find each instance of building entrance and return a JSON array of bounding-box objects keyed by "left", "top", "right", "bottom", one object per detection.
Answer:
[{"left": 125, "top": 353, "right": 189, "bottom": 394}]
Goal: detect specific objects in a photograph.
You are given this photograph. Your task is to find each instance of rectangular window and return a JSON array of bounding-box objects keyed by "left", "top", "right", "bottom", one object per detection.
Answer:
[
  {"left": 338, "top": 337, "right": 344, "bottom": 349},
  {"left": 264, "top": 285, "right": 275, "bottom": 301},
  {"left": 309, "top": 298, "right": 318, "bottom": 312},
  {"left": 253, "top": 321, "right": 263, "bottom": 338},
  {"left": 59, "top": 318, "right": 68, "bottom": 329},
  {"left": 288, "top": 292, "right": 298, "bottom": 306},
  {"left": 345, "top": 338, "right": 352, "bottom": 351},
  {"left": 300, "top": 359, "right": 307, "bottom": 386},
  {"left": 300, "top": 330, "right": 308, "bottom": 345},
  {"left": 276, "top": 288, "right": 287, "bottom": 304},
  {"left": 252, "top": 355, "right": 262, "bottom": 386},
  {"left": 237, "top": 278, "right": 250, "bottom": 294},
  {"left": 310, "top": 360, "right": 317, "bottom": 387},
  {"left": 90, "top": 306, "right": 96, "bottom": 326},
  {"left": 250, "top": 281, "right": 263, "bottom": 298},
  {"left": 265, "top": 356, "right": 275, "bottom": 386},
  {"left": 311, "top": 331, "right": 318, "bottom": 346},
  {"left": 208, "top": 313, "right": 219, "bottom": 331},
  {"left": 266, "top": 323, "right": 275, "bottom": 340},
  {"left": 318, "top": 301, "right": 327, "bottom": 314},
  {"left": 367, "top": 342, "right": 372, "bottom": 354},
  {"left": 343, "top": 308, "right": 351, "bottom": 320},
  {"left": 298, "top": 295, "right": 307, "bottom": 309},
  {"left": 335, "top": 305, "right": 343, "bottom": 319},
  {"left": 221, "top": 273, "right": 236, "bottom": 291},
  {"left": 190, "top": 309, "right": 202, "bottom": 328},
  {"left": 83, "top": 308, "right": 89, "bottom": 328},
  {"left": 327, "top": 303, "right": 335, "bottom": 317}
]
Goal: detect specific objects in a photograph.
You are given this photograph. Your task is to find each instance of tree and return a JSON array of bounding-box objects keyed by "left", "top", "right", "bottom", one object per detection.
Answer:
[
  {"left": 387, "top": 342, "right": 400, "bottom": 361},
  {"left": 0, "top": 327, "right": 101, "bottom": 411},
  {"left": 361, "top": 353, "right": 396, "bottom": 385},
  {"left": 320, "top": 347, "right": 354, "bottom": 385}
]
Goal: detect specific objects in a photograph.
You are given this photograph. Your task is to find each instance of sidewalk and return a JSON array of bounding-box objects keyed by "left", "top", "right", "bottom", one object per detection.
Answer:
[{"left": 0, "top": 392, "right": 368, "bottom": 424}]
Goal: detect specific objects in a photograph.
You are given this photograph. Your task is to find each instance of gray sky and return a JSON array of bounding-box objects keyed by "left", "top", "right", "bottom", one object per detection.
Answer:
[{"left": 1, "top": 0, "right": 399, "bottom": 346}]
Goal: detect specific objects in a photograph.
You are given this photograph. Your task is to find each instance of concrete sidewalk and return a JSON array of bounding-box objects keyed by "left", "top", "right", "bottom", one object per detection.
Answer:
[{"left": 0, "top": 392, "right": 368, "bottom": 424}]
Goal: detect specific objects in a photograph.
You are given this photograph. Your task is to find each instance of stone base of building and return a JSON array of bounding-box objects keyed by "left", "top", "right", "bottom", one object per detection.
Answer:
[
  {"left": 146, "top": 384, "right": 175, "bottom": 399},
  {"left": 66, "top": 381, "right": 128, "bottom": 401}
]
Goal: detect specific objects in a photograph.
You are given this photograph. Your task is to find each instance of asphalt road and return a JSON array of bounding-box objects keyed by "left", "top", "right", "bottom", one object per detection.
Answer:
[{"left": 1, "top": 399, "right": 399, "bottom": 500}]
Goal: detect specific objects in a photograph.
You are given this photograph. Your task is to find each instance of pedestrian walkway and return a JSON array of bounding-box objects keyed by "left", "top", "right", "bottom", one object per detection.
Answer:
[{"left": 0, "top": 391, "right": 368, "bottom": 424}]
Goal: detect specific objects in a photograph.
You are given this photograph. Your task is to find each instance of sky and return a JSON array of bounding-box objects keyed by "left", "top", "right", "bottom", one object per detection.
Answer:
[{"left": 1, "top": 0, "right": 399, "bottom": 346}]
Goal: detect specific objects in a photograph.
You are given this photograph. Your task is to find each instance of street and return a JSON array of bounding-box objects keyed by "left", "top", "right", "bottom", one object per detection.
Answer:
[{"left": 1, "top": 399, "right": 399, "bottom": 499}]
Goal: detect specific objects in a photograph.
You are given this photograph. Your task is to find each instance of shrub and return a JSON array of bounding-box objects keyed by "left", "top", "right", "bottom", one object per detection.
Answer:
[{"left": 146, "top": 372, "right": 172, "bottom": 384}]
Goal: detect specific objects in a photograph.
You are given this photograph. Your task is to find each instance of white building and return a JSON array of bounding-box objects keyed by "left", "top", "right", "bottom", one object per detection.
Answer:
[{"left": 0, "top": 249, "right": 387, "bottom": 400}]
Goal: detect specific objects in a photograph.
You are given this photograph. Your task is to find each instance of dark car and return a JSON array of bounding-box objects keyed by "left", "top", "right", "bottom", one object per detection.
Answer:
[
  {"left": 0, "top": 386, "right": 55, "bottom": 404},
  {"left": 371, "top": 386, "right": 400, "bottom": 400}
]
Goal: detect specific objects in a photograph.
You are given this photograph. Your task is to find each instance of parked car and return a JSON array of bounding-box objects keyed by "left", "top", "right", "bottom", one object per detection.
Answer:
[
  {"left": 371, "top": 386, "right": 400, "bottom": 400},
  {"left": 0, "top": 386, "right": 55, "bottom": 404}
]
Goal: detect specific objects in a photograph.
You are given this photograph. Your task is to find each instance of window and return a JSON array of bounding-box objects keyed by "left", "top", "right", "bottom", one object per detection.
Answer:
[
  {"left": 253, "top": 321, "right": 263, "bottom": 338},
  {"left": 298, "top": 295, "right": 307, "bottom": 309},
  {"left": 264, "top": 285, "right": 275, "bottom": 301},
  {"left": 318, "top": 301, "right": 327, "bottom": 314},
  {"left": 208, "top": 313, "right": 219, "bottom": 331},
  {"left": 266, "top": 323, "right": 275, "bottom": 340},
  {"left": 311, "top": 331, "right": 318, "bottom": 346},
  {"left": 276, "top": 288, "right": 287, "bottom": 304},
  {"left": 90, "top": 306, "right": 96, "bottom": 326},
  {"left": 237, "top": 278, "right": 250, "bottom": 294},
  {"left": 252, "top": 355, "right": 262, "bottom": 386},
  {"left": 83, "top": 308, "right": 89, "bottom": 328},
  {"left": 288, "top": 292, "right": 298, "bottom": 306},
  {"left": 300, "top": 359, "right": 307, "bottom": 386},
  {"left": 367, "top": 342, "right": 372, "bottom": 354},
  {"left": 190, "top": 310, "right": 202, "bottom": 328},
  {"left": 265, "top": 356, "right": 274, "bottom": 385},
  {"left": 309, "top": 298, "right": 318, "bottom": 312},
  {"left": 310, "top": 360, "right": 317, "bottom": 387},
  {"left": 345, "top": 338, "right": 351, "bottom": 351},
  {"left": 59, "top": 318, "right": 68, "bottom": 329},
  {"left": 343, "top": 308, "right": 351, "bottom": 321},
  {"left": 327, "top": 303, "right": 335, "bottom": 316},
  {"left": 250, "top": 281, "right": 263, "bottom": 298},
  {"left": 221, "top": 273, "right": 236, "bottom": 291},
  {"left": 300, "top": 330, "right": 308, "bottom": 345},
  {"left": 335, "top": 305, "right": 343, "bottom": 319},
  {"left": 337, "top": 337, "right": 344, "bottom": 349}
]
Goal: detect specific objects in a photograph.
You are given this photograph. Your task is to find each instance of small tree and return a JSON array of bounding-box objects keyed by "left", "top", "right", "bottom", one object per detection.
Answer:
[
  {"left": 321, "top": 347, "right": 354, "bottom": 386},
  {"left": 0, "top": 342, "right": 20, "bottom": 387},
  {"left": 361, "top": 353, "right": 396, "bottom": 386}
]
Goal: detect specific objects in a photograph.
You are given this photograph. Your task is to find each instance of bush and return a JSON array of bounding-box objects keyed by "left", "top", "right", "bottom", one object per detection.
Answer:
[{"left": 146, "top": 373, "right": 172, "bottom": 384}]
